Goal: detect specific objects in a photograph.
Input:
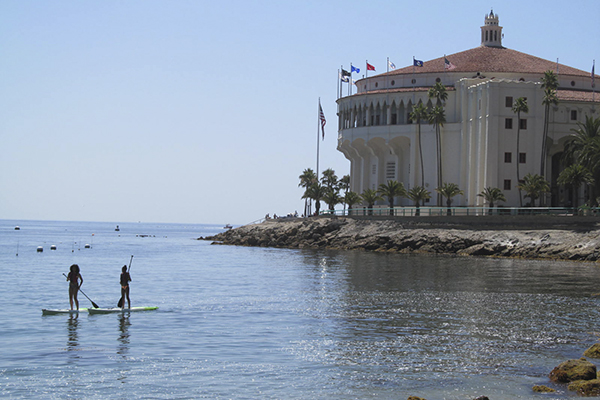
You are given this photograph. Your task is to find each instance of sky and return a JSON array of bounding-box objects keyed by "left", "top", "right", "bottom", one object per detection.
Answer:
[{"left": 1, "top": 0, "right": 599, "bottom": 225}]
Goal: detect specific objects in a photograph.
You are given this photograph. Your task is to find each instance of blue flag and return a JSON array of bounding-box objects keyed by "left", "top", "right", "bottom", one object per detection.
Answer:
[
  {"left": 351, "top": 65, "right": 360, "bottom": 74},
  {"left": 413, "top": 58, "right": 424, "bottom": 67}
]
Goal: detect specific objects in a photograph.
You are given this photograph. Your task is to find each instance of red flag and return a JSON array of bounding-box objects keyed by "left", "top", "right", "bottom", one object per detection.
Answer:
[
  {"left": 366, "top": 62, "right": 375, "bottom": 71},
  {"left": 319, "top": 101, "right": 326, "bottom": 140}
]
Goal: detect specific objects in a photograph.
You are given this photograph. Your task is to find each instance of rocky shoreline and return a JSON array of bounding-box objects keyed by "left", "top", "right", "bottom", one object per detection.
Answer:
[{"left": 204, "top": 215, "right": 600, "bottom": 262}]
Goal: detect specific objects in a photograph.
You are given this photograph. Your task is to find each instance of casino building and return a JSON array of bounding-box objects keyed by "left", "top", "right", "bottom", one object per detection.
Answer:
[{"left": 336, "top": 11, "right": 598, "bottom": 207}]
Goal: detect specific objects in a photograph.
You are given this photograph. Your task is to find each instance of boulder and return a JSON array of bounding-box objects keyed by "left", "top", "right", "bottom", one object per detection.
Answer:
[
  {"left": 549, "top": 358, "right": 597, "bottom": 383},
  {"left": 584, "top": 343, "right": 600, "bottom": 358},
  {"left": 532, "top": 385, "right": 556, "bottom": 393},
  {"left": 568, "top": 379, "right": 600, "bottom": 396}
]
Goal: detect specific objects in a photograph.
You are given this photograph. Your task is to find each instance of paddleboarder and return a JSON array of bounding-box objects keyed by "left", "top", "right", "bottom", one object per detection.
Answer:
[
  {"left": 120, "top": 265, "right": 132, "bottom": 309},
  {"left": 66, "top": 264, "right": 83, "bottom": 310}
]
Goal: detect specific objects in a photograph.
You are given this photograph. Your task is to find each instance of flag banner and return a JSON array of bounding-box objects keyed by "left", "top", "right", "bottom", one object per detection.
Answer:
[
  {"left": 413, "top": 58, "right": 424, "bottom": 67},
  {"left": 319, "top": 101, "right": 326, "bottom": 140},
  {"left": 444, "top": 57, "right": 456, "bottom": 70},
  {"left": 388, "top": 60, "right": 396, "bottom": 70},
  {"left": 351, "top": 65, "right": 360, "bottom": 74},
  {"left": 339, "top": 72, "right": 349, "bottom": 83},
  {"left": 367, "top": 62, "right": 376, "bottom": 71},
  {"left": 341, "top": 69, "right": 351, "bottom": 77}
]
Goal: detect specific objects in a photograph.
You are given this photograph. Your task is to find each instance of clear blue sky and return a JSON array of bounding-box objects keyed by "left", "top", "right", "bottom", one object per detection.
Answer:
[{"left": 1, "top": 0, "right": 598, "bottom": 225}]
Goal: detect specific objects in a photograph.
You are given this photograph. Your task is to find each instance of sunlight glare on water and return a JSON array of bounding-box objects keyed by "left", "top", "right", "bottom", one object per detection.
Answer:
[{"left": 1, "top": 220, "right": 600, "bottom": 399}]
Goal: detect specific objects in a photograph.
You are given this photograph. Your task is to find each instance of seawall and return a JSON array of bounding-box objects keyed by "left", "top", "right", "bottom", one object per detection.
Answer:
[{"left": 205, "top": 216, "right": 600, "bottom": 261}]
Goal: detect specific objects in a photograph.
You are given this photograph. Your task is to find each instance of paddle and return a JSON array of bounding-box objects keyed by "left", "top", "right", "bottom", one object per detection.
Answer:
[
  {"left": 62, "top": 273, "right": 99, "bottom": 308},
  {"left": 118, "top": 255, "right": 134, "bottom": 308}
]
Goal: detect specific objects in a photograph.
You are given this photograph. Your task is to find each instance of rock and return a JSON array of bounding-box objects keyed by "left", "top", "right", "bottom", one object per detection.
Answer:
[
  {"left": 473, "top": 397, "right": 490, "bottom": 400},
  {"left": 407, "top": 397, "right": 426, "bottom": 400},
  {"left": 207, "top": 216, "right": 600, "bottom": 261},
  {"left": 532, "top": 385, "right": 556, "bottom": 393},
  {"left": 549, "top": 358, "right": 597, "bottom": 383},
  {"left": 568, "top": 379, "right": 600, "bottom": 396},
  {"left": 584, "top": 343, "right": 600, "bottom": 358}
]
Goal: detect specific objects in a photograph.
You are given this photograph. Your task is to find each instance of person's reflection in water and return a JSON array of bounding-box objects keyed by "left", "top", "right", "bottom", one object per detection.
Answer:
[
  {"left": 117, "top": 313, "right": 131, "bottom": 358},
  {"left": 66, "top": 314, "right": 80, "bottom": 363}
]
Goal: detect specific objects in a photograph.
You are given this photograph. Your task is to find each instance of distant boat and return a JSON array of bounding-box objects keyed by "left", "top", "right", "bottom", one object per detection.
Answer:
[
  {"left": 223, "top": 224, "right": 233, "bottom": 230},
  {"left": 37, "top": 246, "right": 43, "bottom": 252},
  {"left": 50, "top": 245, "right": 57, "bottom": 250},
  {"left": 14, "top": 226, "right": 20, "bottom": 230},
  {"left": 115, "top": 225, "right": 120, "bottom": 232}
]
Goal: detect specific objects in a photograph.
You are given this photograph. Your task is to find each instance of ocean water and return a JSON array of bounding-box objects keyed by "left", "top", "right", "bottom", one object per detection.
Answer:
[{"left": 2, "top": 219, "right": 600, "bottom": 399}]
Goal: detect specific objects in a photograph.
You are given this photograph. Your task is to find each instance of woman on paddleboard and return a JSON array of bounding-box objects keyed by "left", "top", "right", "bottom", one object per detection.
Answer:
[
  {"left": 66, "top": 264, "right": 83, "bottom": 310},
  {"left": 120, "top": 265, "right": 132, "bottom": 309}
]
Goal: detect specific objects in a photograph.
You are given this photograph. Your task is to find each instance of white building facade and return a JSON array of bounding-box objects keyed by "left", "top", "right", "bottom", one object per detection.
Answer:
[{"left": 337, "top": 11, "right": 598, "bottom": 207}]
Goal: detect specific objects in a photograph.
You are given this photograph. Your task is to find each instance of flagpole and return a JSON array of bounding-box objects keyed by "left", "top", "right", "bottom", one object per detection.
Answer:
[
  {"left": 337, "top": 69, "right": 340, "bottom": 100},
  {"left": 412, "top": 56, "right": 416, "bottom": 103},
  {"left": 350, "top": 63, "right": 353, "bottom": 96},
  {"left": 316, "top": 98, "right": 321, "bottom": 181},
  {"left": 593, "top": 60, "right": 596, "bottom": 110}
]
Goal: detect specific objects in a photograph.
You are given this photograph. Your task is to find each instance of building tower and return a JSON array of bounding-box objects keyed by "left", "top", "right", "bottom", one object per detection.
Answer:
[{"left": 481, "top": 9, "right": 503, "bottom": 48}]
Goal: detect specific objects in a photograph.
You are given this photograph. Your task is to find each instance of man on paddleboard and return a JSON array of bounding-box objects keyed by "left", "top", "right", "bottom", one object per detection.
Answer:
[
  {"left": 120, "top": 265, "right": 132, "bottom": 309},
  {"left": 66, "top": 264, "right": 83, "bottom": 310}
]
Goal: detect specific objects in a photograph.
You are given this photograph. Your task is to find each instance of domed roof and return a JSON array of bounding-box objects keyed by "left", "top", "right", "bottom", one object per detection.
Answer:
[{"left": 385, "top": 46, "right": 590, "bottom": 78}]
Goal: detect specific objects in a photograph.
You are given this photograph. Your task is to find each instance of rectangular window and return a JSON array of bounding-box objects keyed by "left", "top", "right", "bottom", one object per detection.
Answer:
[
  {"left": 504, "top": 152, "right": 512, "bottom": 163},
  {"left": 391, "top": 113, "right": 397, "bottom": 125},
  {"left": 375, "top": 115, "right": 380, "bottom": 126},
  {"left": 505, "top": 118, "right": 513, "bottom": 129},
  {"left": 505, "top": 96, "right": 513, "bottom": 107},
  {"left": 519, "top": 119, "right": 527, "bottom": 129},
  {"left": 385, "top": 162, "right": 396, "bottom": 180},
  {"left": 519, "top": 153, "right": 527, "bottom": 163},
  {"left": 571, "top": 110, "right": 578, "bottom": 120},
  {"left": 504, "top": 179, "right": 511, "bottom": 191},
  {"left": 370, "top": 115, "right": 374, "bottom": 126}
]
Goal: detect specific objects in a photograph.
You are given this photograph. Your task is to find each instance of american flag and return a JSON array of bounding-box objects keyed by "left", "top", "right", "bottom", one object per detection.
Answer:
[{"left": 319, "top": 101, "right": 326, "bottom": 140}]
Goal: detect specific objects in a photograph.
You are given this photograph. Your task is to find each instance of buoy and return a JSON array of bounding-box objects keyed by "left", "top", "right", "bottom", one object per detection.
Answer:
[{"left": 37, "top": 246, "right": 43, "bottom": 252}]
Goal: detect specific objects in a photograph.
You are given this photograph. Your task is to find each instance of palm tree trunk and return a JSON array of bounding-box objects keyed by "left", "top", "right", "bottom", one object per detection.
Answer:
[
  {"left": 418, "top": 123, "right": 424, "bottom": 187},
  {"left": 516, "top": 111, "right": 523, "bottom": 207}
]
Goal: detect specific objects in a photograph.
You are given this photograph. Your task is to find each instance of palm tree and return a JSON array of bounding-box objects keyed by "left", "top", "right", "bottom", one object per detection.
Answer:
[
  {"left": 428, "top": 82, "right": 448, "bottom": 106},
  {"left": 512, "top": 97, "right": 529, "bottom": 206},
  {"left": 339, "top": 174, "right": 351, "bottom": 212},
  {"left": 322, "top": 188, "right": 342, "bottom": 214},
  {"left": 517, "top": 173, "right": 550, "bottom": 207},
  {"left": 563, "top": 116, "right": 600, "bottom": 203},
  {"left": 299, "top": 168, "right": 317, "bottom": 216},
  {"left": 557, "top": 164, "right": 595, "bottom": 209},
  {"left": 540, "top": 70, "right": 559, "bottom": 181},
  {"left": 377, "top": 180, "right": 406, "bottom": 215},
  {"left": 428, "top": 105, "right": 446, "bottom": 204},
  {"left": 407, "top": 186, "right": 431, "bottom": 216},
  {"left": 428, "top": 82, "right": 448, "bottom": 205},
  {"left": 302, "top": 182, "right": 325, "bottom": 216},
  {"left": 409, "top": 102, "right": 428, "bottom": 187},
  {"left": 321, "top": 168, "right": 339, "bottom": 193},
  {"left": 477, "top": 187, "right": 507, "bottom": 215},
  {"left": 436, "top": 183, "right": 464, "bottom": 216},
  {"left": 360, "top": 189, "right": 382, "bottom": 215},
  {"left": 344, "top": 191, "right": 361, "bottom": 215}
]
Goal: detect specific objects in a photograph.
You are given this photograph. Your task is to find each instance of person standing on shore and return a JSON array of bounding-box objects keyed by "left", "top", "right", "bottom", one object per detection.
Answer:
[
  {"left": 66, "top": 264, "right": 83, "bottom": 310},
  {"left": 120, "top": 265, "right": 132, "bottom": 309}
]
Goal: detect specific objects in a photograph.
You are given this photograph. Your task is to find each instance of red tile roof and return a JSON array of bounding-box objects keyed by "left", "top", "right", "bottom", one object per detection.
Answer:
[
  {"left": 557, "top": 90, "right": 600, "bottom": 103},
  {"left": 384, "top": 46, "right": 593, "bottom": 78}
]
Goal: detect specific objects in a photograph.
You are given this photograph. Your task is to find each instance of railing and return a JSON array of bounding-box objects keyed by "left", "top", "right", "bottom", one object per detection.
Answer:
[{"left": 319, "top": 206, "right": 599, "bottom": 217}]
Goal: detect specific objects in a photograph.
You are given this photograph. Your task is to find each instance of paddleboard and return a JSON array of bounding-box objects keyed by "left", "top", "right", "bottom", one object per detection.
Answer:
[
  {"left": 88, "top": 306, "right": 158, "bottom": 314},
  {"left": 42, "top": 308, "right": 88, "bottom": 315}
]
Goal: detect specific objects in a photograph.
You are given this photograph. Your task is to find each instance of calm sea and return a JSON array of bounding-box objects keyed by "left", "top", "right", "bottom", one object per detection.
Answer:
[{"left": 2, "top": 219, "right": 600, "bottom": 399}]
